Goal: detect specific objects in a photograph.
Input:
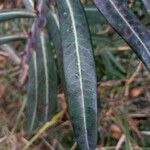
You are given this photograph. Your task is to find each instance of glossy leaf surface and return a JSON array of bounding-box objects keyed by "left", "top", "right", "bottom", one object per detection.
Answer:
[
  {"left": 93, "top": 0, "right": 150, "bottom": 71},
  {"left": 56, "top": 0, "right": 97, "bottom": 149},
  {"left": 26, "top": 30, "right": 57, "bottom": 132}
]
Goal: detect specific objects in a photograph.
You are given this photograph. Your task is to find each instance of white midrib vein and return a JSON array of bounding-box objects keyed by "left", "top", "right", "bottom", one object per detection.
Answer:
[
  {"left": 109, "top": 0, "right": 150, "bottom": 56},
  {"left": 65, "top": 0, "right": 88, "bottom": 145},
  {"left": 41, "top": 32, "right": 49, "bottom": 121},
  {"left": 30, "top": 51, "right": 38, "bottom": 130}
]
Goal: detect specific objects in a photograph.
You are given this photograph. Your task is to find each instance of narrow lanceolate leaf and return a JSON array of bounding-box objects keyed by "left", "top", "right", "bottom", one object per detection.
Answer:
[
  {"left": 0, "top": 34, "right": 27, "bottom": 45},
  {"left": 26, "top": 30, "right": 57, "bottom": 132},
  {"left": 0, "top": 9, "right": 35, "bottom": 22},
  {"left": 56, "top": 0, "right": 97, "bottom": 149},
  {"left": 142, "top": 0, "right": 150, "bottom": 15},
  {"left": 93, "top": 0, "right": 150, "bottom": 71}
]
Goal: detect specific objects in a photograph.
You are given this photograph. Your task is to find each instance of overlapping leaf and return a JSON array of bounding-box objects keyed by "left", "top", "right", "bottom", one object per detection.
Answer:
[
  {"left": 26, "top": 30, "right": 57, "bottom": 132},
  {"left": 46, "top": 9, "right": 61, "bottom": 50},
  {"left": 46, "top": 8, "right": 67, "bottom": 89},
  {"left": 56, "top": 0, "right": 97, "bottom": 149},
  {"left": 93, "top": 0, "right": 150, "bottom": 71}
]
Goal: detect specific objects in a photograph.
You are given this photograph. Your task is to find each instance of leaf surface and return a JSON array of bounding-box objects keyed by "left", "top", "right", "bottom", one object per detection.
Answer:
[
  {"left": 56, "top": 0, "right": 97, "bottom": 149},
  {"left": 26, "top": 30, "right": 57, "bottom": 132},
  {"left": 93, "top": 0, "right": 150, "bottom": 71}
]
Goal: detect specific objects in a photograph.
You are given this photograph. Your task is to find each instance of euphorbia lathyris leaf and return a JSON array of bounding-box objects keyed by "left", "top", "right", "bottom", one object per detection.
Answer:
[
  {"left": 56, "top": 0, "right": 97, "bottom": 149},
  {"left": 93, "top": 0, "right": 150, "bottom": 71},
  {"left": 26, "top": 30, "right": 57, "bottom": 132}
]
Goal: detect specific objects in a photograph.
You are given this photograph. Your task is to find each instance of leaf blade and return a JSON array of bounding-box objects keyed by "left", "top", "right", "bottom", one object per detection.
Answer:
[
  {"left": 56, "top": 0, "right": 97, "bottom": 149},
  {"left": 93, "top": 0, "right": 150, "bottom": 71},
  {"left": 26, "top": 30, "right": 57, "bottom": 132}
]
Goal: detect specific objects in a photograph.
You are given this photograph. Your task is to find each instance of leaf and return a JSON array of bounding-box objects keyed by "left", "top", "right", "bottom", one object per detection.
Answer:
[
  {"left": 93, "top": 0, "right": 150, "bottom": 71},
  {"left": 26, "top": 30, "right": 57, "bottom": 132},
  {"left": 0, "top": 9, "right": 35, "bottom": 22},
  {"left": 46, "top": 8, "right": 66, "bottom": 89},
  {"left": 142, "top": 0, "right": 150, "bottom": 15},
  {"left": 0, "top": 34, "right": 27, "bottom": 45},
  {"left": 46, "top": 9, "right": 61, "bottom": 50},
  {"left": 56, "top": 0, "right": 97, "bottom": 149}
]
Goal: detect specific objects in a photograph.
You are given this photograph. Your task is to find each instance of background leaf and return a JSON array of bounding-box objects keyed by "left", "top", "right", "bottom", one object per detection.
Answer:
[{"left": 56, "top": 0, "right": 97, "bottom": 149}]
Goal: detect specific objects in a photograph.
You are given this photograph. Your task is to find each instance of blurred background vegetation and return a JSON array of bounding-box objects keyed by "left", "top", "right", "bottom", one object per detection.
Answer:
[{"left": 0, "top": 0, "right": 149, "bottom": 149}]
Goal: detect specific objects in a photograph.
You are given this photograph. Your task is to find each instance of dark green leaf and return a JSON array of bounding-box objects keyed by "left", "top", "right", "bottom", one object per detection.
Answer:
[
  {"left": 0, "top": 34, "right": 27, "bottom": 45},
  {"left": 26, "top": 30, "right": 57, "bottom": 132},
  {"left": 0, "top": 9, "right": 35, "bottom": 22},
  {"left": 93, "top": 0, "right": 150, "bottom": 71},
  {"left": 56, "top": 0, "right": 97, "bottom": 149}
]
